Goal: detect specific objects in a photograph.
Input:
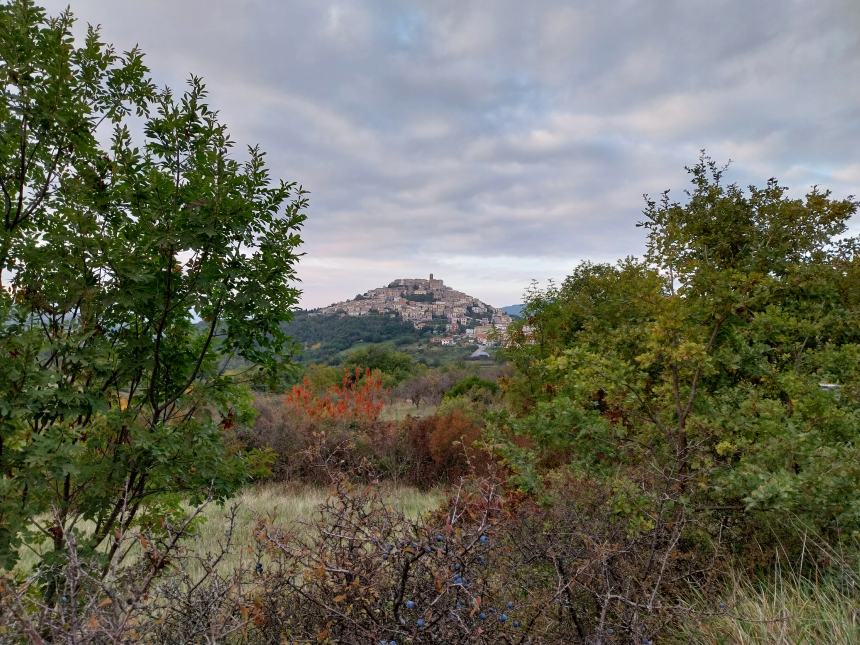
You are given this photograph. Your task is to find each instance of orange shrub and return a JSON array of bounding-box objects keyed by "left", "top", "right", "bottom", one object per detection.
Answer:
[
  {"left": 283, "top": 367, "right": 385, "bottom": 424},
  {"left": 403, "top": 410, "right": 490, "bottom": 486}
]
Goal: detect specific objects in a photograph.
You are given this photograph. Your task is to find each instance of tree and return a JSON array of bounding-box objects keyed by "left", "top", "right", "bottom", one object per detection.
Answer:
[
  {"left": 341, "top": 344, "right": 417, "bottom": 387},
  {"left": 0, "top": 1, "right": 307, "bottom": 570},
  {"left": 497, "top": 155, "right": 859, "bottom": 550}
]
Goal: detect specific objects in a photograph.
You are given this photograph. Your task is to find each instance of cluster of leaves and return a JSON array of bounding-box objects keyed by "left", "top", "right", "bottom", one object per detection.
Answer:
[
  {"left": 340, "top": 345, "right": 417, "bottom": 388},
  {"left": 283, "top": 368, "right": 386, "bottom": 424},
  {"left": 497, "top": 155, "right": 860, "bottom": 560},
  {"left": 0, "top": 1, "right": 306, "bottom": 571}
]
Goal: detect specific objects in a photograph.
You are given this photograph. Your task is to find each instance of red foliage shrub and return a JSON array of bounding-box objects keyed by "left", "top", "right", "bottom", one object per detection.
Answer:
[
  {"left": 283, "top": 367, "right": 384, "bottom": 423},
  {"left": 244, "top": 370, "right": 498, "bottom": 487},
  {"left": 402, "top": 410, "right": 491, "bottom": 487}
]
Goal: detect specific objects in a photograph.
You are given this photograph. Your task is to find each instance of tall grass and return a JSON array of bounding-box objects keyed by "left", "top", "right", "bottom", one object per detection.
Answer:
[
  {"left": 184, "top": 481, "right": 443, "bottom": 579},
  {"left": 12, "top": 482, "right": 444, "bottom": 579},
  {"left": 677, "top": 569, "right": 860, "bottom": 644}
]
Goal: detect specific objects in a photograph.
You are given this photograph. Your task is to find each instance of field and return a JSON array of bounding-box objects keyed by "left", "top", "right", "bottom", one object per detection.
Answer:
[{"left": 14, "top": 483, "right": 445, "bottom": 580}]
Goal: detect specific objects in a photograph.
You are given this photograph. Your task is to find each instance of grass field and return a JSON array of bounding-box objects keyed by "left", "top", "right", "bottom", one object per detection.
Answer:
[
  {"left": 13, "top": 483, "right": 445, "bottom": 579},
  {"left": 194, "top": 481, "right": 443, "bottom": 555}
]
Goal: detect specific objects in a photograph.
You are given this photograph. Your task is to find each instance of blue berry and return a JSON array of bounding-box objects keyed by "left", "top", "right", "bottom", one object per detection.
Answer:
[
  {"left": 513, "top": 620, "right": 520, "bottom": 628},
  {"left": 499, "top": 613, "right": 508, "bottom": 622},
  {"left": 507, "top": 601, "right": 514, "bottom": 609},
  {"left": 452, "top": 575, "right": 463, "bottom": 585},
  {"left": 435, "top": 534, "right": 445, "bottom": 542},
  {"left": 405, "top": 600, "right": 415, "bottom": 610},
  {"left": 479, "top": 534, "right": 489, "bottom": 544},
  {"left": 416, "top": 618, "right": 425, "bottom": 628},
  {"left": 479, "top": 612, "right": 487, "bottom": 620}
]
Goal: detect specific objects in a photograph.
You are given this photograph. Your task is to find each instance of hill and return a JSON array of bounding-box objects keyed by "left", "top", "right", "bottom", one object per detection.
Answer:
[
  {"left": 283, "top": 311, "right": 420, "bottom": 364},
  {"left": 501, "top": 304, "right": 524, "bottom": 318},
  {"left": 318, "top": 274, "right": 512, "bottom": 331}
]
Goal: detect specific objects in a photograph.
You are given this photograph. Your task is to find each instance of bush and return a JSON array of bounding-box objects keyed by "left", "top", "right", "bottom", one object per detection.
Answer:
[
  {"left": 398, "top": 410, "right": 490, "bottom": 487},
  {"left": 0, "top": 474, "right": 736, "bottom": 643}
]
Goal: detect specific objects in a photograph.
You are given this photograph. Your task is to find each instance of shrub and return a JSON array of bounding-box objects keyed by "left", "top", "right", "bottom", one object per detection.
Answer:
[{"left": 0, "top": 474, "right": 733, "bottom": 643}]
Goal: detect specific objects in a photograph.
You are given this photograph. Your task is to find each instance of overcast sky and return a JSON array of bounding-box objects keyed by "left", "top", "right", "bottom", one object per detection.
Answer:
[{"left": 42, "top": 0, "right": 860, "bottom": 308}]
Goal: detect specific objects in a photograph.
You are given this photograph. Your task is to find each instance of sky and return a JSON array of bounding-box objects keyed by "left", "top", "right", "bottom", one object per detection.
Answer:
[{"left": 42, "top": 0, "right": 860, "bottom": 309}]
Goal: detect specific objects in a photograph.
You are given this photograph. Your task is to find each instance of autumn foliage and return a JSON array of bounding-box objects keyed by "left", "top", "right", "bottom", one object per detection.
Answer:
[{"left": 282, "top": 367, "right": 385, "bottom": 424}]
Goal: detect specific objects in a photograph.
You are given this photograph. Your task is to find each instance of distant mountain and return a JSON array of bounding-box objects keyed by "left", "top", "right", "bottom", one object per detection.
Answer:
[{"left": 501, "top": 304, "right": 525, "bottom": 318}]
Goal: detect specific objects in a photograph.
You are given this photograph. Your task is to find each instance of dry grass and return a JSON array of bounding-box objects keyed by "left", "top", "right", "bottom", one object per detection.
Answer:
[
  {"left": 12, "top": 482, "right": 445, "bottom": 579},
  {"left": 378, "top": 399, "right": 437, "bottom": 422},
  {"left": 676, "top": 569, "right": 860, "bottom": 644}
]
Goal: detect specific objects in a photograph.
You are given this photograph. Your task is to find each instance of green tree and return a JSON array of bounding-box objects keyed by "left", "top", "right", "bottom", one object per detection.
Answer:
[
  {"left": 497, "top": 156, "right": 859, "bottom": 548},
  {"left": 0, "top": 1, "right": 307, "bottom": 570},
  {"left": 342, "top": 344, "right": 417, "bottom": 387}
]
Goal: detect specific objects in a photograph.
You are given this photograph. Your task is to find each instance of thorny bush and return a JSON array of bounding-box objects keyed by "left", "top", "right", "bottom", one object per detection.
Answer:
[{"left": 1, "top": 472, "right": 724, "bottom": 643}]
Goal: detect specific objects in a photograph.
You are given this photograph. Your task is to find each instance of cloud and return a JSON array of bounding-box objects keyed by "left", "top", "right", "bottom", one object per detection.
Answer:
[{"left": 42, "top": 0, "right": 860, "bottom": 307}]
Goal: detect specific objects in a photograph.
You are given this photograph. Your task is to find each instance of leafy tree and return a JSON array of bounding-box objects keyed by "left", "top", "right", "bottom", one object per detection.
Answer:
[
  {"left": 341, "top": 344, "right": 417, "bottom": 387},
  {"left": 0, "top": 1, "right": 306, "bottom": 570},
  {"left": 444, "top": 375, "right": 499, "bottom": 401},
  {"left": 497, "top": 156, "right": 859, "bottom": 549}
]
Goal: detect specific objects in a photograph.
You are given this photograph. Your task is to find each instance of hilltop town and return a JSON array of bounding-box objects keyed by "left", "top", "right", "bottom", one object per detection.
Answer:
[{"left": 316, "top": 274, "right": 514, "bottom": 345}]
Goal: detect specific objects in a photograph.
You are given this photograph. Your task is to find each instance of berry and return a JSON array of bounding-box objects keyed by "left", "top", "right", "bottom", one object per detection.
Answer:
[
  {"left": 506, "top": 601, "right": 514, "bottom": 609},
  {"left": 416, "top": 618, "right": 425, "bottom": 628},
  {"left": 479, "top": 612, "right": 487, "bottom": 620},
  {"left": 405, "top": 600, "right": 415, "bottom": 610},
  {"left": 499, "top": 613, "right": 508, "bottom": 622},
  {"left": 479, "top": 534, "right": 489, "bottom": 544},
  {"left": 435, "top": 534, "right": 445, "bottom": 542},
  {"left": 513, "top": 620, "right": 520, "bottom": 628}
]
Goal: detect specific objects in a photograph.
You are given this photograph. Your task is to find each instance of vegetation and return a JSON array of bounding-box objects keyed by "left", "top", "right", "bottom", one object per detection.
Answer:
[
  {"left": 341, "top": 344, "right": 416, "bottom": 387},
  {"left": 283, "top": 311, "right": 419, "bottom": 363},
  {"left": 0, "top": 1, "right": 306, "bottom": 573},
  {"left": 1, "top": 1, "right": 857, "bottom": 642},
  {"left": 498, "top": 156, "right": 859, "bottom": 551}
]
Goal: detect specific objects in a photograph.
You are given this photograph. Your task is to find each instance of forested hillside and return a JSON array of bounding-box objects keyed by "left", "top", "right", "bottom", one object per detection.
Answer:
[{"left": 283, "top": 311, "right": 421, "bottom": 363}]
